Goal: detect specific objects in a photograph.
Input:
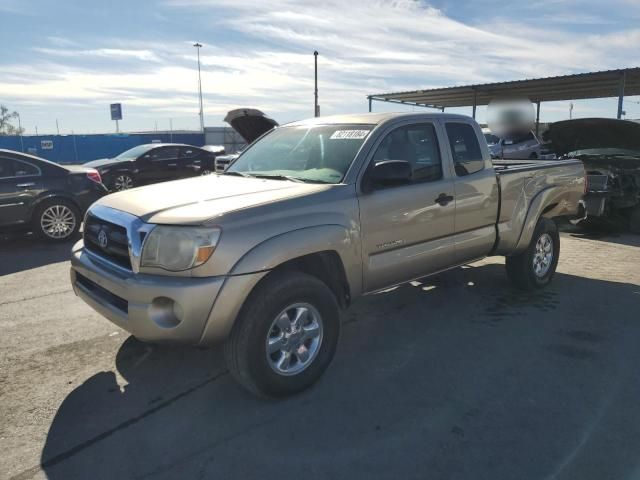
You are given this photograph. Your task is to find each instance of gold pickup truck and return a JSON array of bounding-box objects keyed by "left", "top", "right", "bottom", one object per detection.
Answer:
[{"left": 70, "top": 112, "right": 585, "bottom": 397}]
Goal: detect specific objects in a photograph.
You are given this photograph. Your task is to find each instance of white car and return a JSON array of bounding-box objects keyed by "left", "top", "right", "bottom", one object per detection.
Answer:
[{"left": 490, "top": 131, "right": 542, "bottom": 159}]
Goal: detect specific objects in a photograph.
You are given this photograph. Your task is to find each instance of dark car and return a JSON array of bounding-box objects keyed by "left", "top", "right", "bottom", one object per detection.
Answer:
[
  {"left": 543, "top": 118, "right": 640, "bottom": 232},
  {"left": 84, "top": 143, "right": 217, "bottom": 191},
  {"left": 0, "top": 149, "right": 108, "bottom": 242}
]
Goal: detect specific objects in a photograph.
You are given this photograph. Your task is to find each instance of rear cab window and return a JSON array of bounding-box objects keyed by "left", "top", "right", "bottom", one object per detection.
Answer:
[{"left": 445, "top": 123, "right": 484, "bottom": 176}]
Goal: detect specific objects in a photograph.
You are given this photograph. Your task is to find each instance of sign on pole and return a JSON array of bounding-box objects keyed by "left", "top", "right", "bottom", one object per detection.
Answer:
[
  {"left": 110, "top": 103, "right": 122, "bottom": 133},
  {"left": 110, "top": 103, "right": 122, "bottom": 120}
]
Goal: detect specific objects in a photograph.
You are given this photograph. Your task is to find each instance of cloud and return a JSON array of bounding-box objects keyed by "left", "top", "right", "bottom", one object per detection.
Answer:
[{"left": 1, "top": 0, "right": 639, "bottom": 132}]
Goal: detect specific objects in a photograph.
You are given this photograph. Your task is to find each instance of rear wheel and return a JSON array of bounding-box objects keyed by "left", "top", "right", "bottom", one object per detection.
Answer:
[
  {"left": 224, "top": 271, "right": 340, "bottom": 398},
  {"left": 33, "top": 199, "right": 80, "bottom": 242},
  {"left": 112, "top": 174, "right": 134, "bottom": 191},
  {"left": 506, "top": 217, "right": 560, "bottom": 290}
]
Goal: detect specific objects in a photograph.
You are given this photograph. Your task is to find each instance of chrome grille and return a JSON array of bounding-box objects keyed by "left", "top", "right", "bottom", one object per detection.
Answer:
[{"left": 84, "top": 212, "right": 132, "bottom": 270}]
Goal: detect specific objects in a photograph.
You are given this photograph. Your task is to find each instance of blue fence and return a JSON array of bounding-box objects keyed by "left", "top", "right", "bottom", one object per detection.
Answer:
[{"left": 0, "top": 132, "right": 205, "bottom": 164}]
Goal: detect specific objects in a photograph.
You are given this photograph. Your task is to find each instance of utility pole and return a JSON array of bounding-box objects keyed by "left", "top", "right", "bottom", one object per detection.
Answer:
[
  {"left": 56, "top": 119, "right": 60, "bottom": 135},
  {"left": 169, "top": 118, "right": 173, "bottom": 142},
  {"left": 16, "top": 112, "right": 24, "bottom": 152},
  {"left": 194, "top": 42, "right": 205, "bottom": 132},
  {"left": 314, "top": 51, "right": 319, "bottom": 117}
]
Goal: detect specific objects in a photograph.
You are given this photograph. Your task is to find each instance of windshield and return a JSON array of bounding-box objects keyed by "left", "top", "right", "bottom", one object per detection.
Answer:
[
  {"left": 115, "top": 144, "right": 156, "bottom": 160},
  {"left": 226, "top": 124, "right": 374, "bottom": 184}
]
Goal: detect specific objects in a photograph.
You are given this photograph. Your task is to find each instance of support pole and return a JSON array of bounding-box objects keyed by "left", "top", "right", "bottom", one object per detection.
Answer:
[
  {"left": 314, "top": 51, "right": 319, "bottom": 117},
  {"left": 617, "top": 71, "right": 626, "bottom": 119},
  {"left": 368, "top": 96, "right": 372, "bottom": 112},
  {"left": 535, "top": 100, "right": 541, "bottom": 137},
  {"left": 472, "top": 89, "right": 477, "bottom": 119}
]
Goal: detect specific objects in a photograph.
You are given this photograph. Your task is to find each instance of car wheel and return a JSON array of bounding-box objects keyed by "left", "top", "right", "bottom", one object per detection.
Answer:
[
  {"left": 529, "top": 152, "right": 538, "bottom": 159},
  {"left": 224, "top": 270, "right": 340, "bottom": 398},
  {"left": 112, "top": 174, "right": 134, "bottom": 191},
  {"left": 201, "top": 169, "right": 213, "bottom": 175},
  {"left": 33, "top": 199, "right": 81, "bottom": 242},
  {"left": 506, "top": 217, "right": 560, "bottom": 290}
]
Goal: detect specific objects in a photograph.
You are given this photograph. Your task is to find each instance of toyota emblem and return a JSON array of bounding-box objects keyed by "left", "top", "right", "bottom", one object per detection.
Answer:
[{"left": 97, "top": 229, "right": 108, "bottom": 249}]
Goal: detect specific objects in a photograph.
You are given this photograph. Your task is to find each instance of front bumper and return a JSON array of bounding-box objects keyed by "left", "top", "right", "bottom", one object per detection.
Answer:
[{"left": 70, "top": 240, "right": 266, "bottom": 345}]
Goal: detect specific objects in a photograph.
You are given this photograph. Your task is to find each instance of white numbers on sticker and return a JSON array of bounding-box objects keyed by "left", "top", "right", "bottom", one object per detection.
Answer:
[{"left": 330, "top": 130, "right": 370, "bottom": 140}]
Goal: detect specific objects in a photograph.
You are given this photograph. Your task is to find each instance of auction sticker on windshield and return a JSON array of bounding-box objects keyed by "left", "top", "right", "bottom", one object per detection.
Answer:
[{"left": 330, "top": 130, "right": 370, "bottom": 140}]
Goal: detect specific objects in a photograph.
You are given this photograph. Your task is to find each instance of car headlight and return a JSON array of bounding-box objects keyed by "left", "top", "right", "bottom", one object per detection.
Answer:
[{"left": 141, "top": 226, "right": 221, "bottom": 271}]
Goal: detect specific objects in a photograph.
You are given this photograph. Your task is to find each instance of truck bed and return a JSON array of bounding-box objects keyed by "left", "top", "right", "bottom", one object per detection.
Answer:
[
  {"left": 492, "top": 158, "right": 583, "bottom": 174},
  {"left": 491, "top": 158, "right": 585, "bottom": 256}
]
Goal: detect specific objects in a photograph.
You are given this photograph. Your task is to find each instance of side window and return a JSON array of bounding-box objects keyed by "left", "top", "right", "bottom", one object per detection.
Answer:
[
  {"left": 13, "top": 160, "right": 39, "bottom": 177},
  {"left": 445, "top": 123, "right": 484, "bottom": 176},
  {"left": 371, "top": 123, "right": 443, "bottom": 184},
  {"left": 151, "top": 147, "right": 179, "bottom": 161},
  {"left": 180, "top": 147, "right": 198, "bottom": 159},
  {"left": 0, "top": 158, "right": 14, "bottom": 178}
]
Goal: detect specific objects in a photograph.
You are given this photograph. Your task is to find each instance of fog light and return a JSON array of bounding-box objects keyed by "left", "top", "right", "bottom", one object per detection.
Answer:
[{"left": 148, "top": 297, "right": 182, "bottom": 328}]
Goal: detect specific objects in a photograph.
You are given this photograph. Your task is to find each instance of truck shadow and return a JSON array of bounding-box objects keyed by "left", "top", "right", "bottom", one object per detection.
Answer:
[
  {"left": 32, "top": 263, "right": 640, "bottom": 480},
  {"left": 0, "top": 233, "right": 77, "bottom": 276}
]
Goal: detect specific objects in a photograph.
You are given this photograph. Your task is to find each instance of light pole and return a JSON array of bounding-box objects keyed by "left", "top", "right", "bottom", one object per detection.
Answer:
[
  {"left": 193, "top": 42, "right": 205, "bottom": 133},
  {"left": 16, "top": 112, "right": 24, "bottom": 152},
  {"left": 314, "top": 51, "right": 319, "bottom": 117}
]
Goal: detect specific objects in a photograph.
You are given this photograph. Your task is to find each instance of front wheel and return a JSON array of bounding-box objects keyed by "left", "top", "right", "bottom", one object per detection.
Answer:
[
  {"left": 506, "top": 217, "right": 560, "bottom": 290},
  {"left": 224, "top": 271, "right": 340, "bottom": 398},
  {"left": 33, "top": 199, "right": 81, "bottom": 242}
]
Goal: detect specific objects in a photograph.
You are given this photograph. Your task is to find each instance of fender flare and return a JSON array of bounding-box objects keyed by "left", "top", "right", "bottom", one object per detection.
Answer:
[
  {"left": 513, "top": 187, "right": 561, "bottom": 253},
  {"left": 229, "top": 224, "right": 362, "bottom": 296}
]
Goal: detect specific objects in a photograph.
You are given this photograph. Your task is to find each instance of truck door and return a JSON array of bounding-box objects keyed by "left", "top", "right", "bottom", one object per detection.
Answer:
[
  {"left": 359, "top": 122, "right": 456, "bottom": 292},
  {"left": 443, "top": 122, "right": 499, "bottom": 264}
]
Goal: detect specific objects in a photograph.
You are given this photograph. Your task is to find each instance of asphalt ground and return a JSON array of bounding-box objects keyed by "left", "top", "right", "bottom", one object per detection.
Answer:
[{"left": 1, "top": 230, "right": 640, "bottom": 480}]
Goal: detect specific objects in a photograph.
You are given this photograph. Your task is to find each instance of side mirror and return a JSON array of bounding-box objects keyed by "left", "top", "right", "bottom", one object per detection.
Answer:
[{"left": 364, "top": 160, "right": 412, "bottom": 192}]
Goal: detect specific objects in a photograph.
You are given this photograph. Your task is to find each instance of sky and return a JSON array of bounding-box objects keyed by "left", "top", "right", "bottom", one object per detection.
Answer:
[{"left": 1, "top": 0, "right": 639, "bottom": 134}]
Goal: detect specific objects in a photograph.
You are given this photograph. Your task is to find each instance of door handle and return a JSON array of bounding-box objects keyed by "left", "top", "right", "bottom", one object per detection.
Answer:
[
  {"left": 16, "top": 182, "right": 35, "bottom": 188},
  {"left": 435, "top": 193, "right": 454, "bottom": 206},
  {"left": 168, "top": 163, "right": 177, "bottom": 167}
]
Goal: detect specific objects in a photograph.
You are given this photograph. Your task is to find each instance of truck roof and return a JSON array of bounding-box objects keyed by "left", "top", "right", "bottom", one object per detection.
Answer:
[{"left": 287, "top": 112, "right": 473, "bottom": 127}]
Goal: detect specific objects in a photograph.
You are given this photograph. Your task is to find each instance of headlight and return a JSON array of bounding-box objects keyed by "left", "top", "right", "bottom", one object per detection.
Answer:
[{"left": 141, "top": 226, "right": 221, "bottom": 271}]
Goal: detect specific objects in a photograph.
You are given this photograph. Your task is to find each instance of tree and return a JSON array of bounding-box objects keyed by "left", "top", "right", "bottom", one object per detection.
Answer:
[{"left": 0, "top": 105, "right": 25, "bottom": 135}]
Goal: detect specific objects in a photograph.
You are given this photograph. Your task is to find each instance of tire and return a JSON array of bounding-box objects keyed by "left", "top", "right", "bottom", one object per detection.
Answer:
[
  {"left": 33, "top": 198, "right": 81, "bottom": 242},
  {"left": 224, "top": 270, "right": 340, "bottom": 398},
  {"left": 111, "top": 173, "right": 134, "bottom": 191},
  {"left": 506, "top": 217, "right": 560, "bottom": 290}
]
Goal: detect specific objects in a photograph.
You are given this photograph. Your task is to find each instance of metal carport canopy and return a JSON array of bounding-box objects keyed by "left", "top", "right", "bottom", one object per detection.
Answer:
[{"left": 368, "top": 67, "right": 640, "bottom": 119}]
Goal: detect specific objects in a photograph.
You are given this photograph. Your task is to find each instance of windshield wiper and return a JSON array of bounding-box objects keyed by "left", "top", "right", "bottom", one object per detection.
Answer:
[
  {"left": 246, "top": 174, "right": 308, "bottom": 183},
  {"left": 223, "top": 171, "right": 250, "bottom": 177}
]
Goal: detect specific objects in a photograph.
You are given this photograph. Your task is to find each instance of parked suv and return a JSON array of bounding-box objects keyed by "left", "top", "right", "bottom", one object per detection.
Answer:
[
  {"left": 0, "top": 149, "right": 107, "bottom": 241},
  {"left": 84, "top": 143, "right": 218, "bottom": 191}
]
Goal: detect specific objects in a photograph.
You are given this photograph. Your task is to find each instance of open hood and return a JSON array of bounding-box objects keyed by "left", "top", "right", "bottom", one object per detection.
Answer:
[
  {"left": 224, "top": 108, "right": 278, "bottom": 144},
  {"left": 543, "top": 118, "right": 640, "bottom": 156}
]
